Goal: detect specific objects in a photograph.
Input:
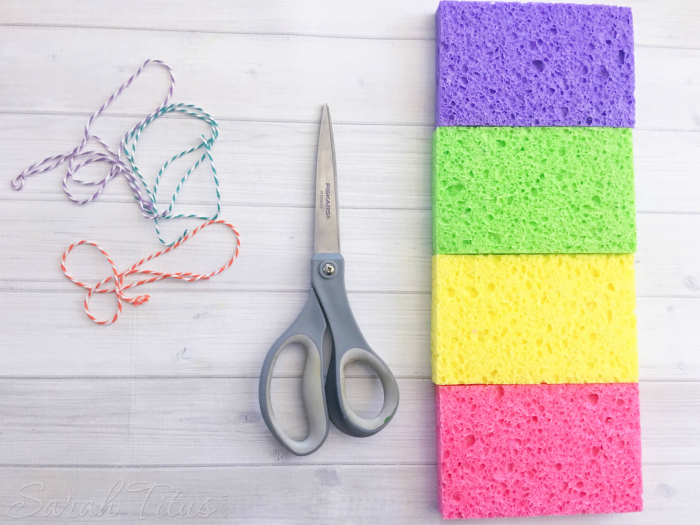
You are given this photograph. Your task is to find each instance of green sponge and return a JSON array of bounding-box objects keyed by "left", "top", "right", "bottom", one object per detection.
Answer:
[{"left": 432, "top": 127, "right": 636, "bottom": 255}]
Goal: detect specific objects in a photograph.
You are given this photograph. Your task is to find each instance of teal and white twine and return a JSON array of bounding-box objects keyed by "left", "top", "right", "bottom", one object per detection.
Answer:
[
  {"left": 123, "top": 102, "right": 221, "bottom": 245},
  {"left": 11, "top": 59, "right": 222, "bottom": 246}
]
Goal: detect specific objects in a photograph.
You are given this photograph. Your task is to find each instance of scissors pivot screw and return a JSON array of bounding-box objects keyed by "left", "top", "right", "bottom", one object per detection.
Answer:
[{"left": 321, "top": 262, "right": 337, "bottom": 277}]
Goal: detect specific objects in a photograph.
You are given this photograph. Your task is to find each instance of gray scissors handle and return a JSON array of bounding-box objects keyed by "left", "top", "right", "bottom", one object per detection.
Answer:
[
  {"left": 258, "top": 291, "right": 330, "bottom": 456},
  {"left": 259, "top": 254, "right": 399, "bottom": 455},
  {"left": 312, "top": 253, "right": 400, "bottom": 438}
]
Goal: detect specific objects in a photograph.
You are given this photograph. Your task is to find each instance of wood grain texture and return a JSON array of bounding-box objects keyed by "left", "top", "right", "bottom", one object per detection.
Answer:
[
  {"left": 3, "top": 0, "right": 700, "bottom": 49},
  {"left": 0, "top": 0, "right": 698, "bottom": 522},
  {"left": 1, "top": 292, "right": 698, "bottom": 381},
  {"left": 4, "top": 116, "right": 700, "bottom": 213},
  {"left": 0, "top": 379, "right": 695, "bottom": 466},
  {"left": 0, "top": 464, "right": 695, "bottom": 525},
  {"left": 1, "top": 28, "right": 700, "bottom": 131},
  {"left": 1, "top": 202, "right": 699, "bottom": 297}
]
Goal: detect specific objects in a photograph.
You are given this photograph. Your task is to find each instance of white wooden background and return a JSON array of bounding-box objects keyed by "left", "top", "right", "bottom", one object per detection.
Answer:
[{"left": 1, "top": 0, "right": 699, "bottom": 523}]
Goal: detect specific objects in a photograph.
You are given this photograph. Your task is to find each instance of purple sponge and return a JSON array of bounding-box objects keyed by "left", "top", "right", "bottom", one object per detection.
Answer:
[
  {"left": 436, "top": 383, "right": 642, "bottom": 519},
  {"left": 436, "top": 1, "right": 635, "bottom": 127}
]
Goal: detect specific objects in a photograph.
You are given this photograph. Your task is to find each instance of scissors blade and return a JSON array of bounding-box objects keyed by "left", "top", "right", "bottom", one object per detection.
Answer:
[{"left": 314, "top": 104, "right": 341, "bottom": 254}]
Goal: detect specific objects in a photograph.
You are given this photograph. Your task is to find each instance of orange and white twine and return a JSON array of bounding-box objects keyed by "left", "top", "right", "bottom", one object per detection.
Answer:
[{"left": 61, "top": 220, "right": 241, "bottom": 325}]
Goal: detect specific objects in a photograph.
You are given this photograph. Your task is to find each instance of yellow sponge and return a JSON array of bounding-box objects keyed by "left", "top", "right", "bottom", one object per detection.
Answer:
[{"left": 432, "top": 254, "right": 637, "bottom": 385}]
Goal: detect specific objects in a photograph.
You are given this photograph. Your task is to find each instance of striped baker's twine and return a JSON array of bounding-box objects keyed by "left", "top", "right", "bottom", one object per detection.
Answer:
[
  {"left": 61, "top": 219, "right": 241, "bottom": 325},
  {"left": 11, "top": 59, "right": 222, "bottom": 246}
]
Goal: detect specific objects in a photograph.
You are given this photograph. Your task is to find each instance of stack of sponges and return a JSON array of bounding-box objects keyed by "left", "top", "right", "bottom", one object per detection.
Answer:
[{"left": 432, "top": 2, "right": 642, "bottom": 519}]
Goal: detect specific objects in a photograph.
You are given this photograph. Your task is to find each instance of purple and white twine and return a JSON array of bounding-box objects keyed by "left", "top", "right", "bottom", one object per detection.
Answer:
[{"left": 11, "top": 59, "right": 222, "bottom": 246}]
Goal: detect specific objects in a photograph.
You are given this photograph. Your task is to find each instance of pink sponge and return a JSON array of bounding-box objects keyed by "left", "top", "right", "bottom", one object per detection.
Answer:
[{"left": 436, "top": 383, "right": 642, "bottom": 519}]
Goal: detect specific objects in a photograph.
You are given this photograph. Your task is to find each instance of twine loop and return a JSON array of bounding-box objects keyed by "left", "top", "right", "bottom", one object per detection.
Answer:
[
  {"left": 61, "top": 220, "right": 241, "bottom": 325},
  {"left": 12, "top": 59, "right": 221, "bottom": 246}
]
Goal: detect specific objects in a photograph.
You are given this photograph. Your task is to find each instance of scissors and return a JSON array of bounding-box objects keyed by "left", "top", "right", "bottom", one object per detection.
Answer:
[{"left": 259, "top": 104, "right": 400, "bottom": 456}]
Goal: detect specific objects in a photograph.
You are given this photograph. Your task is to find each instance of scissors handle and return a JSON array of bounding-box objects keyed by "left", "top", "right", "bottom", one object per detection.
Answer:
[
  {"left": 259, "top": 291, "right": 330, "bottom": 456},
  {"left": 312, "top": 253, "right": 400, "bottom": 438}
]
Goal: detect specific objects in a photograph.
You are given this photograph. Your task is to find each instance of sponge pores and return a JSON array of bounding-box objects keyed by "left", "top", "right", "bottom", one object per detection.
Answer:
[
  {"left": 432, "top": 253, "right": 638, "bottom": 385},
  {"left": 436, "top": 1, "right": 635, "bottom": 127},
  {"left": 432, "top": 126, "right": 636, "bottom": 255},
  {"left": 436, "top": 383, "right": 643, "bottom": 519}
]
